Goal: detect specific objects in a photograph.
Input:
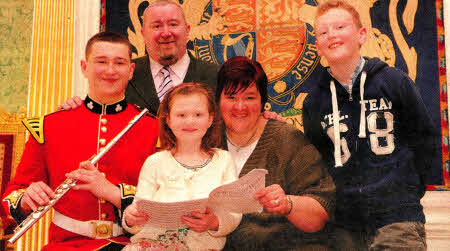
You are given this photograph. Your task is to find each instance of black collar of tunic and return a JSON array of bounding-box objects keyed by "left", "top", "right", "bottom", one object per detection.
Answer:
[{"left": 84, "top": 96, "right": 128, "bottom": 115}]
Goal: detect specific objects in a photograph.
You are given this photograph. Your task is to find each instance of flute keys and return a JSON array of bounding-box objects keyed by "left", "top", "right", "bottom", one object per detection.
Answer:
[
  {"left": 63, "top": 179, "right": 76, "bottom": 187},
  {"left": 32, "top": 212, "right": 42, "bottom": 219},
  {"left": 64, "top": 179, "right": 76, "bottom": 186}
]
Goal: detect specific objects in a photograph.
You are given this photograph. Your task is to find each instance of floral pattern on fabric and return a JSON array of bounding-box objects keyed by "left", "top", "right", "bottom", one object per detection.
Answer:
[{"left": 124, "top": 229, "right": 189, "bottom": 251}]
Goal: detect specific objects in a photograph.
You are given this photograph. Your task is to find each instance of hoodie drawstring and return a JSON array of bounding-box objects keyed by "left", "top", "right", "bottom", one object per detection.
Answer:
[
  {"left": 358, "top": 72, "right": 367, "bottom": 138},
  {"left": 330, "top": 80, "right": 343, "bottom": 167},
  {"left": 330, "top": 71, "right": 367, "bottom": 167}
]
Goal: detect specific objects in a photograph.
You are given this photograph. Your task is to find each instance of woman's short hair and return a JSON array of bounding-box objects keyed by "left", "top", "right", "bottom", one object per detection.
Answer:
[
  {"left": 216, "top": 56, "right": 268, "bottom": 111},
  {"left": 158, "top": 82, "right": 221, "bottom": 155}
]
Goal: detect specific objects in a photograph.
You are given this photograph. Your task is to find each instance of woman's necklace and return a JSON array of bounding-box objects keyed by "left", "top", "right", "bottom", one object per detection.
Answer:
[
  {"left": 226, "top": 128, "right": 258, "bottom": 152},
  {"left": 174, "top": 156, "right": 212, "bottom": 171}
]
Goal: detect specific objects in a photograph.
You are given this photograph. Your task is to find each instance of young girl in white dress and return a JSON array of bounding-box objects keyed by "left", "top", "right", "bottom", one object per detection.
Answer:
[{"left": 122, "top": 82, "right": 241, "bottom": 251}]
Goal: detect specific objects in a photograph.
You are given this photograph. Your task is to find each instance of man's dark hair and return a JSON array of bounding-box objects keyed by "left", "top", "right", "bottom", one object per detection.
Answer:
[{"left": 85, "top": 31, "right": 132, "bottom": 59}]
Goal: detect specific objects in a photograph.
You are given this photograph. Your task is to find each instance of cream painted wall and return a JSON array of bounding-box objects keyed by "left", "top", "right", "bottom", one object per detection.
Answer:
[{"left": 73, "top": 0, "right": 100, "bottom": 98}]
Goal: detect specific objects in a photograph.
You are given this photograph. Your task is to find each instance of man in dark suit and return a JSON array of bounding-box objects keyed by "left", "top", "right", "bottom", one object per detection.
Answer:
[{"left": 125, "top": 0, "right": 219, "bottom": 115}]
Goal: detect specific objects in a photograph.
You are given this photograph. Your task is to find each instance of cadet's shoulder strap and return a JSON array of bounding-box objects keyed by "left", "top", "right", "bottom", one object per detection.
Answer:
[{"left": 22, "top": 116, "right": 44, "bottom": 144}]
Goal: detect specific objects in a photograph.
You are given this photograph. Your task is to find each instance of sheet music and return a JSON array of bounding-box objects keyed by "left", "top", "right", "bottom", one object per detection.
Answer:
[
  {"left": 135, "top": 169, "right": 268, "bottom": 229},
  {"left": 208, "top": 168, "right": 268, "bottom": 213},
  {"left": 136, "top": 198, "right": 208, "bottom": 229}
]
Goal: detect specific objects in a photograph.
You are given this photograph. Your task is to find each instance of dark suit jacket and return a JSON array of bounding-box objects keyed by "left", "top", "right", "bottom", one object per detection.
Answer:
[{"left": 126, "top": 53, "right": 219, "bottom": 115}]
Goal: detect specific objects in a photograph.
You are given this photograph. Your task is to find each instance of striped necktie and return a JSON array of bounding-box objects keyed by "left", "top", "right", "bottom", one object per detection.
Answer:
[{"left": 157, "top": 66, "right": 173, "bottom": 101}]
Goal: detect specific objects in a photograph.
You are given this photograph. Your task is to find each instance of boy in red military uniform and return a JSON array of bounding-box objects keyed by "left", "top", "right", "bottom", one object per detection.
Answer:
[{"left": 2, "top": 31, "right": 159, "bottom": 250}]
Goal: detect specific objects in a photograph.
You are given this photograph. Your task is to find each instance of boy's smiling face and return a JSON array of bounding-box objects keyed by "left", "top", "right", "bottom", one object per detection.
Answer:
[
  {"left": 315, "top": 8, "right": 367, "bottom": 65},
  {"left": 82, "top": 41, "right": 134, "bottom": 104}
]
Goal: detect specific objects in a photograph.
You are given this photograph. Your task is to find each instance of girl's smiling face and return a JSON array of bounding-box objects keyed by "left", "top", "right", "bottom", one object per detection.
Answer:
[{"left": 167, "top": 93, "right": 213, "bottom": 145}]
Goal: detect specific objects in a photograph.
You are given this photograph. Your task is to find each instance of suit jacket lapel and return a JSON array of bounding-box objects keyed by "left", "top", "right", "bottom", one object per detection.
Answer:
[
  {"left": 130, "top": 56, "right": 160, "bottom": 115},
  {"left": 129, "top": 54, "right": 198, "bottom": 115},
  {"left": 184, "top": 53, "right": 197, "bottom": 82}
]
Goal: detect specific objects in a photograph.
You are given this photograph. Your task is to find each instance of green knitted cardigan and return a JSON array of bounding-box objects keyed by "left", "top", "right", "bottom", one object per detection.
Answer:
[{"left": 222, "top": 119, "right": 336, "bottom": 250}]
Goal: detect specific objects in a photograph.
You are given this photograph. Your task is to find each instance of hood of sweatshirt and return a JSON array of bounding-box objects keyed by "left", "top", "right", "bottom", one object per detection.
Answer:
[{"left": 317, "top": 57, "right": 388, "bottom": 89}]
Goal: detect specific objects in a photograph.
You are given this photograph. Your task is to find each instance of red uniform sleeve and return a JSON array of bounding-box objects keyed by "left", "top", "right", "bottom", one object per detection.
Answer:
[{"left": 2, "top": 135, "right": 48, "bottom": 224}]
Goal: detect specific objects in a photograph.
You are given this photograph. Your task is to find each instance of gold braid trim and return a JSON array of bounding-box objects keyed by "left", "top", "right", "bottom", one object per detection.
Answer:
[
  {"left": 118, "top": 183, "right": 136, "bottom": 199},
  {"left": 3, "top": 189, "right": 25, "bottom": 209},
  {"left": 22, "top": 116, "right": 44, "bottom": 144}
]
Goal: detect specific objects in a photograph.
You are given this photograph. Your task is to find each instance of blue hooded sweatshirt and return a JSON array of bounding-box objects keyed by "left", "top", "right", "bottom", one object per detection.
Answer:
[{"left": 303, "top": 57, "right": 439, "bottom": 231}]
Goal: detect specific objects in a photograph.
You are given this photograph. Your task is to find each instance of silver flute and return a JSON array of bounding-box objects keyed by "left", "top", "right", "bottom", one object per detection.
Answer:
[{"left": 9, "top": 108, "right": 149, "bottom": 244}]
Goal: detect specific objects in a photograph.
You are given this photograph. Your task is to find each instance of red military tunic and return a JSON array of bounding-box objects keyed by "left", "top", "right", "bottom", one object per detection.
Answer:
[{"left": 2, "top": 97, "right": 159, "bottom": 250}]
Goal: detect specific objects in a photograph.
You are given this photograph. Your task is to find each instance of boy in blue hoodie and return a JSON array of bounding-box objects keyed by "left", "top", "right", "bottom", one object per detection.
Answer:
[{"left": 303, "top": 1, "right": 438, "bottom": 250}]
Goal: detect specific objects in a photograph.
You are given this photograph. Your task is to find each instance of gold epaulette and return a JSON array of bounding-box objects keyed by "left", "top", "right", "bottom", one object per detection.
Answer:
[{"left": 22, "top": 116, "right": 44, "bottom": 144}]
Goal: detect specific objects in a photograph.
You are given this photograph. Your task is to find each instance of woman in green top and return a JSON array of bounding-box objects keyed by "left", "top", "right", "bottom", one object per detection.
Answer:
[{"left": 218, "top": 56, "right": 335, "bottom": 251}]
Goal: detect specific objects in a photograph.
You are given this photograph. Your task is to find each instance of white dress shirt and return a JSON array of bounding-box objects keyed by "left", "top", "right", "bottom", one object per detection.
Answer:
[
  {"left": 150, "top": 52, "right": 190, "bottom": 91},
  {"left": 227, "top": 139, "right": 259, "bottom": 175}
]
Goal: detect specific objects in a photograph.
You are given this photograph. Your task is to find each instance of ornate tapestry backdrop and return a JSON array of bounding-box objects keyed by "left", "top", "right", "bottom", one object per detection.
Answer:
[{"left": 105, "top": 0, "right": 448, "bottom": 187}]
